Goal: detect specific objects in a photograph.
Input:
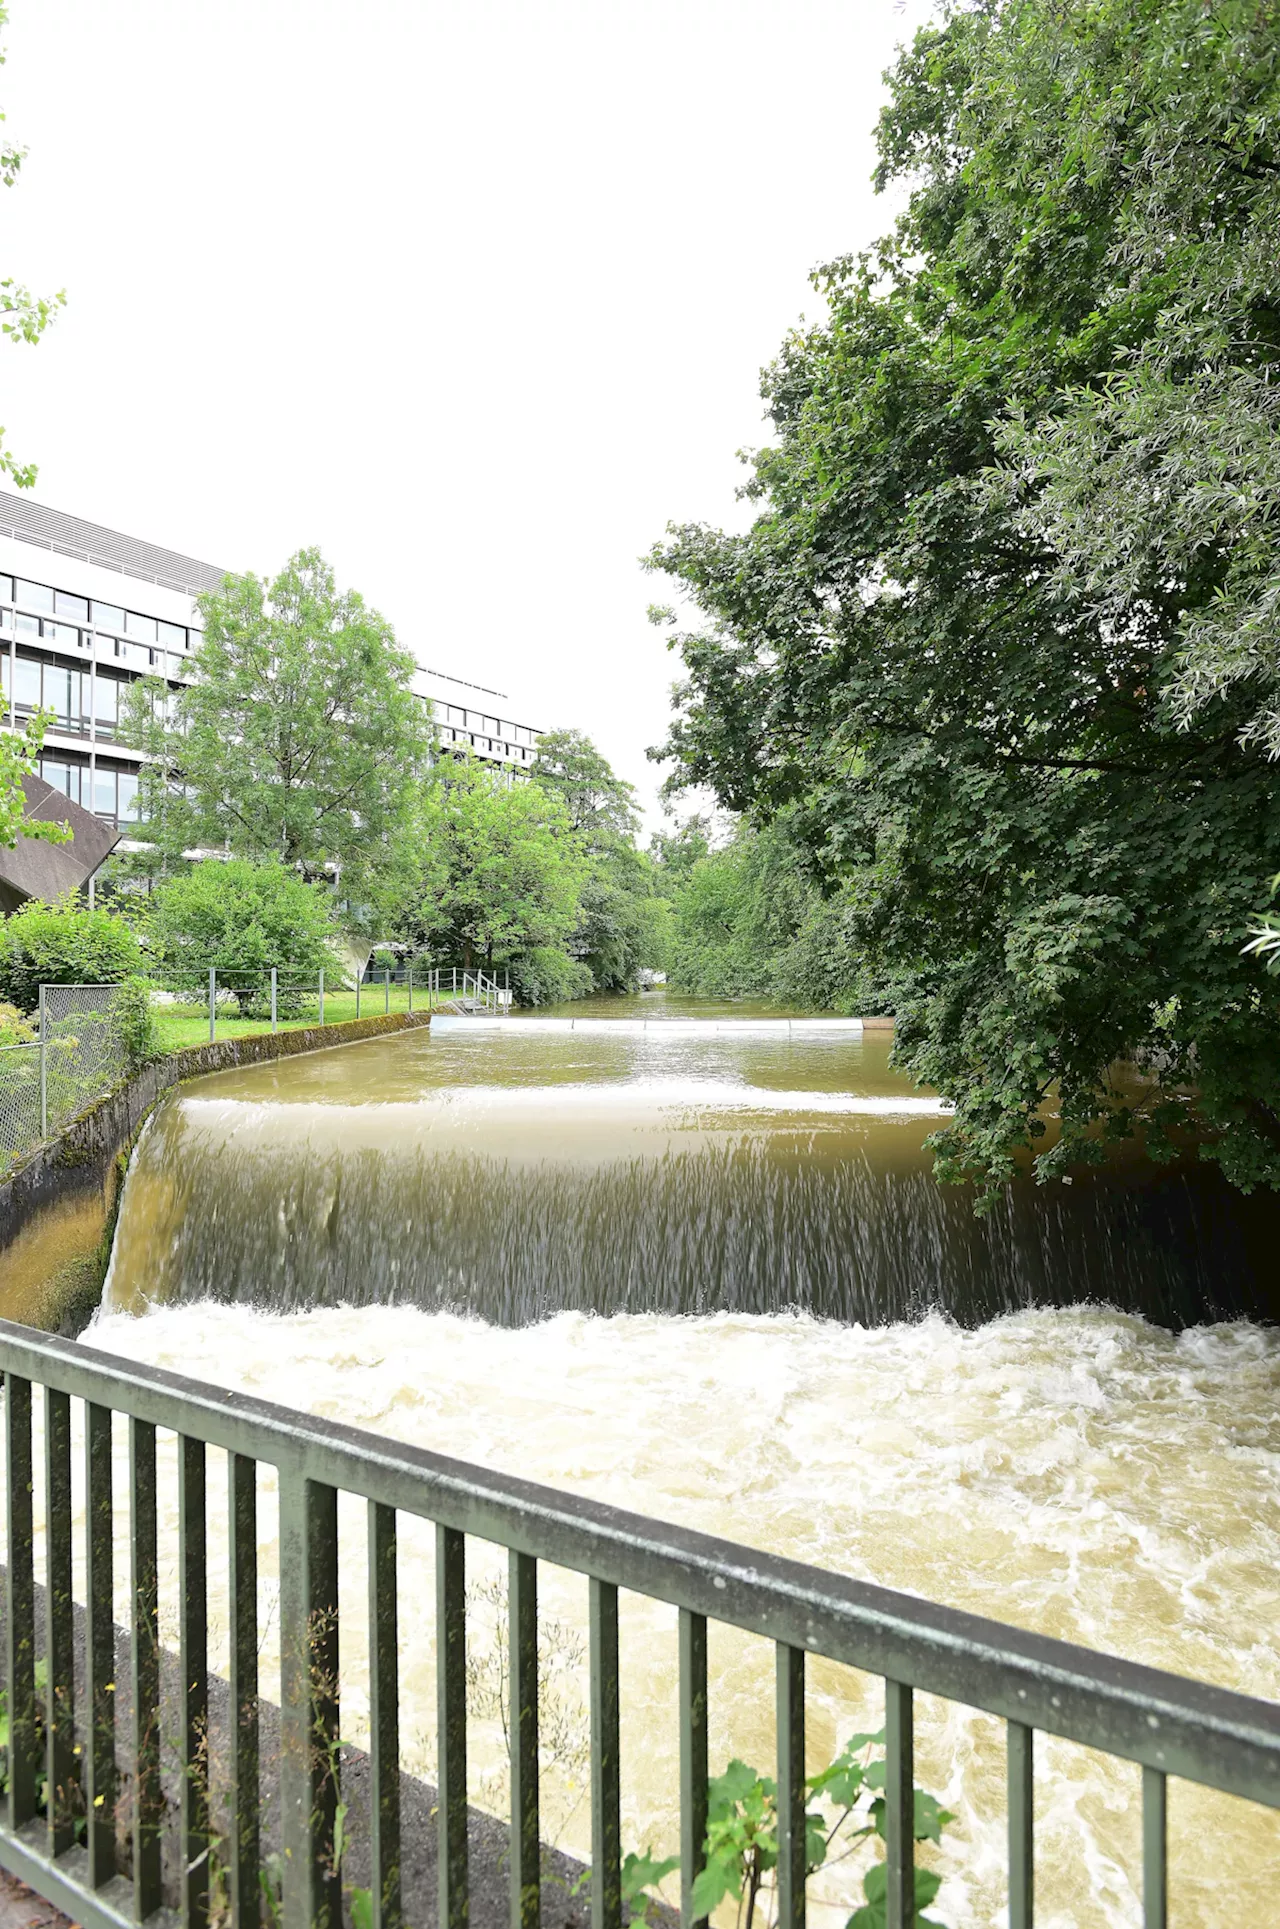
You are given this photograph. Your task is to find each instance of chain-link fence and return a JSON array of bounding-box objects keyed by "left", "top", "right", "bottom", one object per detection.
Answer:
[{"left": 0, "top": 983, "right": 139, "bottom": 1171}]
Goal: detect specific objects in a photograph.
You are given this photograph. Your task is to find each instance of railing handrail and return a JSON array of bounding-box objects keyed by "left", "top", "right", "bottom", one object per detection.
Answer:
[{"left": 1, "top": 1315, "right": 1276, "bottom": 1812}]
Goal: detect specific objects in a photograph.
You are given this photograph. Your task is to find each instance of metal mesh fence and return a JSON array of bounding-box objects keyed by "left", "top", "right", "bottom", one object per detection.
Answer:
[{"left": 0, "top": 983, "right": 136, "bottom": 1172}]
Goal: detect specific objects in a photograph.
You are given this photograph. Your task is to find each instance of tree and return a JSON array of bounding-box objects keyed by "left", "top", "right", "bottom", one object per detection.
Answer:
[
  {"left": 146, "top": 859, "right": 340, "bottom": 1005},
  {"left": 399, "top": 754, "right": 588, "bottom": 969},
  {"left": 531, "top": 728, "right": 641, "bottom": 841},
  {"left": 124, "top": 550, "right": 433, "bottom": 907},
  {"left": 650, "top": 0, "right": 1280, "bottom": 1203},
  {"left": 531, "top": 730, "right": 673, "bottom": 989},
  {"left": 0, "top": 711, "right": 72, "bottom": 853}
]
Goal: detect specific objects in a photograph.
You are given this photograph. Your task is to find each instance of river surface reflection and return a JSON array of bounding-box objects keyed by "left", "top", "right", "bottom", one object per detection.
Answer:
[{"left": 108, "top": 994, "right": 1278, "bottom": 1326}]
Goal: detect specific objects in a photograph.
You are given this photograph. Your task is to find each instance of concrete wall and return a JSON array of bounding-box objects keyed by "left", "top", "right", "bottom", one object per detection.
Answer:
[{"left": 0, "top": 1010, "right": 433, "bottom": 1330}]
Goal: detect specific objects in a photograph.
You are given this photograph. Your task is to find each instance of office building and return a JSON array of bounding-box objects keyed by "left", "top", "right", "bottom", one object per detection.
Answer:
[{"left": 0, "top": 492, "right": 543, "bottom": 838}]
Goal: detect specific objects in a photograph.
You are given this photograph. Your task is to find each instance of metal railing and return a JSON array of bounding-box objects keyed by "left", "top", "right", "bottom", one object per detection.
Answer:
[
  {"left": 160, "top": 968, "right": 465, "bottom": 1045},
  {"left": 0, "top": 1319, "right": 1276, "bottom": 1929},
  {"left": 424, "top": 966, "right": 511, "bottom": 1014}
]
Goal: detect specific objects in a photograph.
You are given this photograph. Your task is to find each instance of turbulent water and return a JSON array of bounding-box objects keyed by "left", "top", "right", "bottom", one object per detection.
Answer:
[{"left": 85, "top": 1001, "right": 1280, "bottom": 1925}]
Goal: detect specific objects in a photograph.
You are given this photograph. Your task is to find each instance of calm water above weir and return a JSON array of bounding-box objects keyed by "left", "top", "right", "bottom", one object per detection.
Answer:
[
  {"left": 108, "top": 991, "right": 1278, "bottom": 1326},
  {"left": 91, "top": 994, "right": 1280, "bottom": 1925}
]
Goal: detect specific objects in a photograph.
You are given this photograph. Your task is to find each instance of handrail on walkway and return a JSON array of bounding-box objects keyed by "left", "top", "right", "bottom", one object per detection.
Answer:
[{"left": 0, "top": 1317, "right": 1275, "bottom": 1929}]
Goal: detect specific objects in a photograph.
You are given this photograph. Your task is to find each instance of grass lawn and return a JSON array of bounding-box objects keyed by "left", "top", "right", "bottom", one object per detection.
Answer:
[{"left": 151, "top": 982, "right": 457, "bottom": 1053}]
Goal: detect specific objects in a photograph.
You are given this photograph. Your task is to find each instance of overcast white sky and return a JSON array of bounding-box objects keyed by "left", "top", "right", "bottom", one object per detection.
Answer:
[{"left": 0, "top": 0, "right": 932, "bottom": 827}]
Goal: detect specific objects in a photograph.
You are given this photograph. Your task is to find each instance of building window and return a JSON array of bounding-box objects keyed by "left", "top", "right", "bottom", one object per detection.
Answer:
[
  {"left": 117, "top": 771, "right": 139, "bottom": 824},
  {"left": 125, "top": 611, "right": 158, "bottom": 644},
  {"left": 54, "top": 590, "right": 89, "bottom": 623},
  {"left": 92, "top": 602, "right": 125, "bottom": 632},
  {"left": 39, "top": 757, "right": 87, "bottom": 807},
  {"left": 0, "top": 576, "right": 12, "bottom": 602},
  {"left": 93, "top": 768, "right": 117, "bottom": 819},
  {"left": 16, "top": 579, "right": 53, "bottom": 614},
  {"left": 158, "top": 621, "right": 186, "bottom": 650},
  {"left": 44, "top": 621, "right": 86, "bottom": 652},
  {"left": 94, "top": 673, "right": 121, "bottom": 738},
  {"left": 15, "top": 611, "right": 39, "bottom": 638}
]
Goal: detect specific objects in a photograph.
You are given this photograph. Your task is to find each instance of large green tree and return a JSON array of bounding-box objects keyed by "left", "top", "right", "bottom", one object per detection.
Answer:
[
  {"left": 650, "top": 0, "right": 1280, "bottom": 1201},
  {"left": 125, "top": 550, "right": 433, "bottom": 907},
  {"left": 533, "top": 728, "right": 670, "bottom": 989},
  {"left": 398, "top": 754, "right": 588, "bottom": 970}
]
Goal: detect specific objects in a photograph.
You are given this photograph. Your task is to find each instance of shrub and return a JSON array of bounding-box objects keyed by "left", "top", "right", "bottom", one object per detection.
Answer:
[
  {"left": 114, "top": 976, "right": 160, "bottom": 1070},
  {"left": 507, "top": 947, "right": 594, "bottom": 1007},
  {"left": 0, "top": 898, "right": 144, "bottom": 1013},
  {"left": 147, "top": 859, "right": 340, "bottom": 1014}
]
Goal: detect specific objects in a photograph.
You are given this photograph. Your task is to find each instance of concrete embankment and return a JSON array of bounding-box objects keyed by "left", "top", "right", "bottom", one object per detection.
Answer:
[{"left": 0, "top": 1010, "right": 433, "bottom": 1331}]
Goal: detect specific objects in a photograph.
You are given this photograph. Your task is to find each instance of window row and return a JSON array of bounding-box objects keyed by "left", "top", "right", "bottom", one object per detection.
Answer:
[
  {"left": 0, "top": 652, "right": 147, "bottom": 738},
  {"left": 0, "top": 575, "right": 195, "bottom": 651},
  {"left": 0, "top": 609, "right": 188, "bottom": 679},
  {"left": 437, "top": 701, "right": 536, "bottom": 746},
  {"left": 37, "top": 755, "right": 140, "bottom": 826},
  {"left": 438, "top": 726, "right": 533, "bottom": 762}
]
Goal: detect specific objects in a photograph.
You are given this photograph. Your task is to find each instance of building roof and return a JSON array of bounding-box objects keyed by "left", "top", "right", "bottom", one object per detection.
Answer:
[
  {"left": 0, "top": 492, "right": 228, "bottom": 597},
  {"left": 0, "top": 773, "right": 120, "bottom": 915}
]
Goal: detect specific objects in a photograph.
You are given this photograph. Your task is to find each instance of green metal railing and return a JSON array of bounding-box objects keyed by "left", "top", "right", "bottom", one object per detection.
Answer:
[{"left": 0, "top": 1316, "right": 1276, "bottom": 1929}]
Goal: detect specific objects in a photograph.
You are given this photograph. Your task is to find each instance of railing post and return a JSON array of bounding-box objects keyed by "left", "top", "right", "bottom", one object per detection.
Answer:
[
  {"left": 271, "top": 966, "right": 278, "bottom": 1033},
  {"left": 1143, "top": 1766, "right": 1167, "bottom": 1929},
  {"left": 279, "top": 1466, "right": 341, "bottom": 1929},
  {"left": 179, "top": 1435, "right": 209, "bottom": 1928},
  {"left": 38, "top": 985, "right": 46, "bottom": 1137},
  {"left": 1008, "top": 1721, "right": 1033, "bottom": 1929},
  {"left": 85, "top": 1402, "right": 116, "bottom": 1887},
  {"left": 5, "top": 1373, "right": 36, "bottom": 1831},
  {"left": 319, "top": 968, "right": 325, "bottom": 1027},
  {"left": 679, "top": 1610, "right": 708, "bottom": 1929},
  {"left": 885, "top": 1679, "right": 915, "bottom": 1929},
  {"left": 776, "top": 1644, "right": 805, "bottom": 1929},
  {"left": 590, "top": 1578, "right": 621, "bottom": 1929},
  {"left": 229, "top": 1453, "right": 260, "bottom": 1927},
  {"left": 437, "top": 1525, "right": 468, "bottom": 1929},
  {"left": 369, "top": 1503, "right": 401, "bottom": 1929},
  {"left": 510, "top": 1551, "right": 540, "bottom": 1929},
  {"left": 208, "top": 966, "right": 216, "bottom": 1044}
]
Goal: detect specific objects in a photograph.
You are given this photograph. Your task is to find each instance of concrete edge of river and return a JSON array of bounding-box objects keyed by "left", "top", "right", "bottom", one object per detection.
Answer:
[{"left": 0, "top": 1009, "right": 435, "bottom": 1334}]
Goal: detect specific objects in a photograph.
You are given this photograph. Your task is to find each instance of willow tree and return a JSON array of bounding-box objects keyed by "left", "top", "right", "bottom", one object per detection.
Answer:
[{"left": 650, "top": 0, "right": 1280, "bottom": 1201}]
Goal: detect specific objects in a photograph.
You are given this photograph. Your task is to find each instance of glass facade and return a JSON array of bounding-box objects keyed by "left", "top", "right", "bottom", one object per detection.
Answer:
[
  {"left": 0, "top": 566, "right": 199, "bottom": 829},
  {"left": 1, "top": 559, "right": 543, "bottom": 833}
]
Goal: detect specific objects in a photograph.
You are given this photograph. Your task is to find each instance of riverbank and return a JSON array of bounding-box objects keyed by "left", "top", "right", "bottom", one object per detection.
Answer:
[{"left": 0, "top": 1009, "right": 433, "bottom": 1333}]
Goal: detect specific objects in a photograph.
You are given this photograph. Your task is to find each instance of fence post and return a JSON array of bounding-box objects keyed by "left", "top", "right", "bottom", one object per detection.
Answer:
[
  {"left": 271, "top": 968, "right": 278, "bottom": 1034},
  {"left": 409, "top": 964, "right": 414, "bottom": 1015},
  {"left": 505, "top": 966, "right": 510, "bottom": 1015},
  {"left": 208, "top": 969, "right": 216, "bottom": 1045},
  {"left": 356, "top": 967, "right": 361, "bottom": 1021},
  {"left": 38, "top": 986, "right": 46, "bottom": 1138},
  {"left": 319, "top": 970, "right": 325, "bottom": 1027},
  {"left": 385, "top": 969, "right": 390, "bottom": 1015}
]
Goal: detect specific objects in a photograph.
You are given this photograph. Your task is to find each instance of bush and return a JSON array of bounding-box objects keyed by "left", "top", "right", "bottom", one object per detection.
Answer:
[
  {"left": 507, "top": 947, "right": 594, "bottom": 1007},
  {"left": 0, "top": 897, "right": 144, "bottom": 1013},
  {"left": 147, "top": 859, "right": 340, "bottom": 1014},
  {"left": 114, "top": 976, "right": 160, "bottom": 1070}
]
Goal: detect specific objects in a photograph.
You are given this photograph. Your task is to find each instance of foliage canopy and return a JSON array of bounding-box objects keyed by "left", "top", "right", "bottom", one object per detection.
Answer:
[
  {"left": 650, "top": 0, "right": 1280, "bottom": 1200},
  {"left": 0, "top": 896, "right": 143, "bottom": 1012},
  {"left": 125, "top": 550, "right": 433, "bottom": 906}
]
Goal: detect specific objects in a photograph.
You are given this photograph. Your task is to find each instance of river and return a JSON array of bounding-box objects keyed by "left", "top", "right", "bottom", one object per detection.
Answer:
[{"left": 80, "top": 996, "right": 1280, "bottom": 1923}]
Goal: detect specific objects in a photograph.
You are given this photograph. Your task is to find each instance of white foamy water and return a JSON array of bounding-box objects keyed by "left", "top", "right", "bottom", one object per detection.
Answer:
[{"left": 57, "top": 1299, "right": 1280, "bottom": 1928}]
